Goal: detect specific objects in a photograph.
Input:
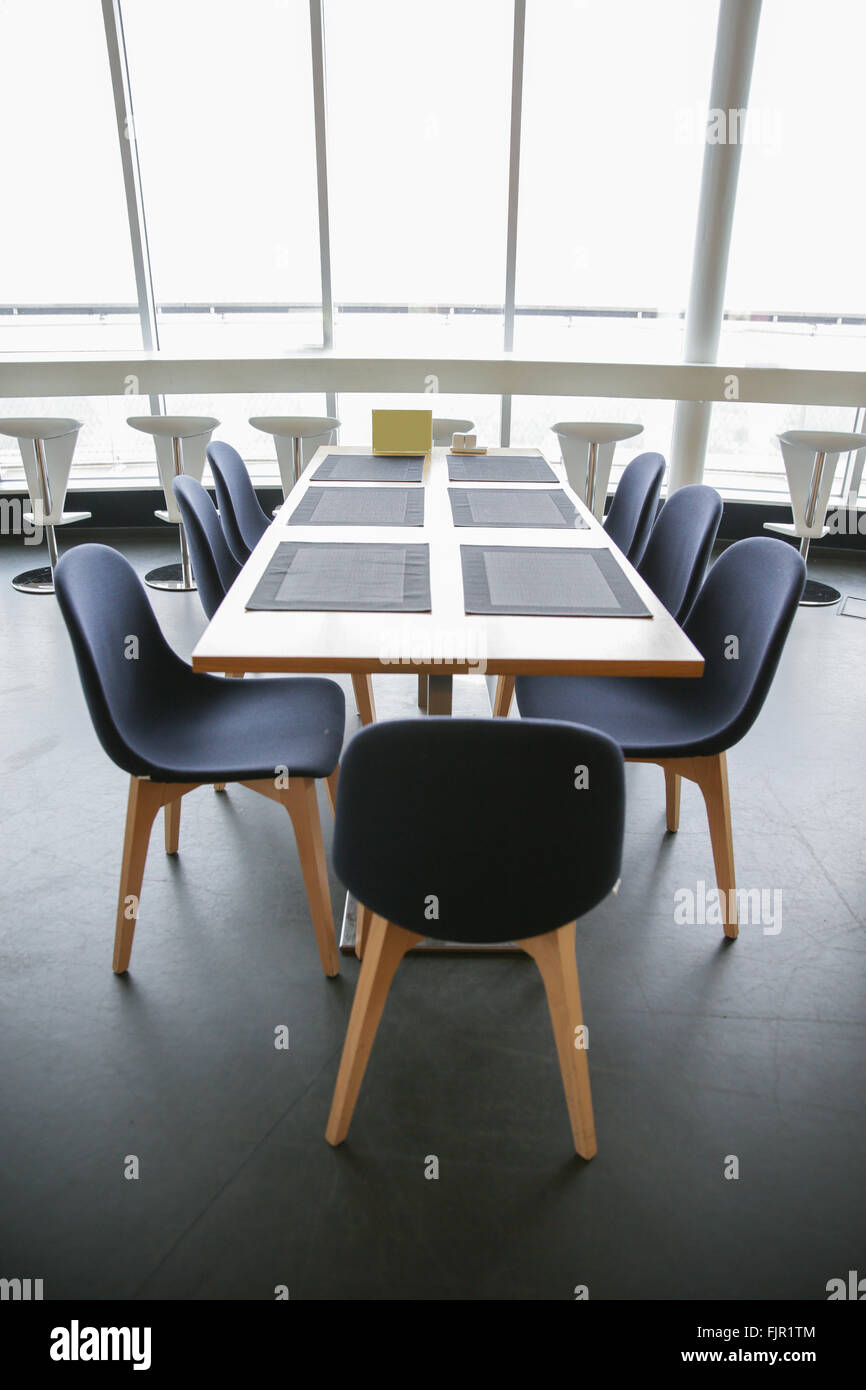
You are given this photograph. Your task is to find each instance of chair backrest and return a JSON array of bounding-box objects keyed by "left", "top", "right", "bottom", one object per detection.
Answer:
[
  {"left": 172, "top": 475, "right": 241, "bottom": 619},
  {"left": 333, "top": 718, "right": 625, "bottom": 944},
  {"left": 55, "top": 543, "right": 192, "bottom": 778},
  {"left": 683, "top": 536, "right": 805, "bottom": 747},
  {"left": 637, "top": 483, "right": 723, "bottom": 623},
  {"left": 207, "top": 441, "right": 270, "bottom": 563},
  {"left": 603, "top": 452, "right": 665, "bottom": 563}
]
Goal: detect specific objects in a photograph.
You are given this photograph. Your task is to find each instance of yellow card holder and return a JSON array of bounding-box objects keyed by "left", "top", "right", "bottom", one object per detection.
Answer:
[{"left": 372, "top": 408, "right": 433, "bottom": 457}]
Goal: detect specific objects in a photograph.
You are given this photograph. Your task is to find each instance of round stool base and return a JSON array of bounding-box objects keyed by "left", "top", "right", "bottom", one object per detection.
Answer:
[
  {"left": 145, "top": 563, "right": 196, "bottom": 592},
  {"left": 12, "top": 566, "right": 54, "bottom": 594},
  {"left": 800, "top": 579, "right": 841, "bottom": 607}
]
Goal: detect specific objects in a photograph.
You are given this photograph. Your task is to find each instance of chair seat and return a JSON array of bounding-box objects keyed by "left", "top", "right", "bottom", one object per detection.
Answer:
[
  {"left": 127, "top": 416, "right": 219, "bottom": 439},
  {"left": 515, "top": 673, "right": 730, "bottom": 759},
  {"left": 130, "top": 674, "right": 345, "bottom": 782}
]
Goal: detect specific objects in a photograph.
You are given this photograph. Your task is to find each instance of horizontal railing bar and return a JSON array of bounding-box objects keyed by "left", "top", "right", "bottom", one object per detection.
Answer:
[
  {"left": 0, "top": 352, "right": 865, "bottom": 408},
  {"left": 1, "top": 303, "right": 865, "bottom": 326}
]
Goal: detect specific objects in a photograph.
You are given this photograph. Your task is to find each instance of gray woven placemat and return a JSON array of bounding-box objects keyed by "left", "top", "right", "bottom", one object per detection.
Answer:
[
  {"left": 448, "top": 487, "right": 586, "bottom": 529},
  {"left": 312, "top": 453, "right": 425, "bottom": 482},
  {"left": 460, "top": 545, "right": 650, "bottom": 617},
  {"left": 447, "top": 455, "right": 558, "bottom": 483},
  {"left": 289, "top": 486, "right": 424, "bottom": 527},
  {"left": 247, "top": 542, "right": 431, "bottom": 611}
]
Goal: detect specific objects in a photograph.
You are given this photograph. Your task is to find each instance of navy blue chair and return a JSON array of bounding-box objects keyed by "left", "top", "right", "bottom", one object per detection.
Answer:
[
  {"left": 637, "top": 483, "right": 723, "bottom": 623},
  {"left": 516, "top": 537, "right": 805, "bottom": 939},
  {"left": 603, "top": 452, "right": 665, "bottom": 563},
  {"left": 326, "top": 717, "right": 625, "bottom": 1156},
  {"left": 207, "top": 441, "right": 270, "bottom": 564},
  {"left": 207, "top": 450, "right": 375, "bottom": 733},
  {"left": 55, "top": 544, "right": 345, "bottom": 977},
  {"left": 172, "top": 474, "right": 241, "bottom": 620}
]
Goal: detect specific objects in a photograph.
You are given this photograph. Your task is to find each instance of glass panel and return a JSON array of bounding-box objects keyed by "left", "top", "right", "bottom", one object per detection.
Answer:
[
  {"left": 722, "top": 0, "right": 866, "bottom": 371},
  {"left": 0, "top": 0, "right": 139, "bottom": 354},
  {"left": 708, "top": 1, "right": 866, "bottom": 494},
  {"left": 120, "top": 0, "right": 322, "bottom": 353},
  {"left": 515, "top": 0, "right": 718, "bottom": 360},
  {"left": 324, "top": 0, "right": 513, "bottom": 355}
]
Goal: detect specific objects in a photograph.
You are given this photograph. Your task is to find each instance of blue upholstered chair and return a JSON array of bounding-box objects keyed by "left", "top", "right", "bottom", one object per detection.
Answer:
[
  {"left": 172, "top": 475, "right": 241, "bottom": 620},
  {"left": 326, "top": 717, "right": 625, "bottom": 1157},
  {"left": 203, "top": 442, "right": 377, "bottom": 728},
  {"left": 516, "top": 538, "right": 805, "bottom": 939},
  {"left": 55, "top": 544, "right": 345, "bottom": 977},
  {"left": 488, "top": 482, "right": 722, "bottom": 718},
  {"left": 603, "top": 451, "right": 665, "bottom": 564},
  {"left": 637, "top": 483, "right": 723, "bottom": 623},
  {"left": 206, "top": 441, "right": 271, "bottom": 564}
]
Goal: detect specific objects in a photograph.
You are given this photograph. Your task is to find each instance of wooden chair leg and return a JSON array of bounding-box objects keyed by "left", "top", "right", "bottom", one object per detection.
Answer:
[
  {"left": 114, "top": 778, "right": 197, "bottom": 974},
  {"left": 351, "top": 673, "right": 376, "bottom": 725},
  {"left": 164, "top": 794, "right": 182, "bottom": 854},
  {"left": 355, "top": 900, "right": 372, "bottom": 959},
  {"left": 492, "top": 675, "right": 515, "bottom": 718},
  {"left": 215, "top": 677, "right": 243, "bottom": 790},
  {"left": 417, "top": 673, "right": 428, "bottom": 711},
  {"left": 664, "top": 767, "right": 681, "bottom": 832},
  {"left": 284, "top": 777, "right": 340, "bottom": 976},
  {"left": 325, "top": 766, "right": 339, "bottom": 818},
  {"left": 326, "top": 916, "right": 422, "bottom": 1145},
  {"left": 691, "top": 752, "right": 738, "bottom": 940},
  {"left": 518, "top": 922, "right": 597, "bottom": 1159}
]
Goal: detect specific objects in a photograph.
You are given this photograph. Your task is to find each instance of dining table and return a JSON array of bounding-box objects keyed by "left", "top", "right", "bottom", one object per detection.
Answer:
[{"left": 192, "top": 443, "right": 704, "bottom": 952}]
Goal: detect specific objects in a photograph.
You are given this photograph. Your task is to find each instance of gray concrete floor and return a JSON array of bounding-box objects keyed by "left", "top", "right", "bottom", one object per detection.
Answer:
[{"left": 0, "top": 530, "right": 864, "bottom": 1301}]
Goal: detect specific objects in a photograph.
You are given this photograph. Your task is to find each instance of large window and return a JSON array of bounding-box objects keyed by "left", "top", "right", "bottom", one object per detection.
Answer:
[{"left": 0, "top": 0, "right": 863, "bottom": 498}]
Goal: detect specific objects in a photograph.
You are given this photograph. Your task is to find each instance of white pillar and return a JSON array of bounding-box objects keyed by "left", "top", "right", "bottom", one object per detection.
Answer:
[{"left": 669, "top": 0, "right": 763, "bottom": 492}]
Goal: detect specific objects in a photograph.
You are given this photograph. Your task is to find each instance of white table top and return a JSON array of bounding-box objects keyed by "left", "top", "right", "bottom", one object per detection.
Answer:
[{"left": 191, "top": 445, "right": 704, "bottom": 679}]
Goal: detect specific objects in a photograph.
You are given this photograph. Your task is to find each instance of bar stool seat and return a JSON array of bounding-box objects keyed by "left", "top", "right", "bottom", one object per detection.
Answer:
[
  {"left": 128, "top": 415, "right": 219, "bottom": 592},
  {"left": 551, "top": 422, "right": 643, "bottom": 520},
  {"left": 432, "top": 417, "right": 475, "bottom": 447},
  {"left": 249, "top": 415, "right": 340, "bottom": 504},
  {"left": 0, "top": 416, "right": 89, "bottom": 593},
  {"left": 764, "top": 429, "right": 866, "bottom": 606}
]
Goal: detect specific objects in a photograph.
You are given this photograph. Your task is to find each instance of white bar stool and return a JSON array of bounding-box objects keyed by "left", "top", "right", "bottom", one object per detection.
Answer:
[
  {"left": 249, "top": 415, "right": 340, "bottom": 502},
  {"left": 765, "top": 429, "right": 866, "bottom": 606},
  {"left": 551, "top": 422, "right": 644, "bottom": 520},
  {"left": 432, "top": 417, "right": 475, "bottom": 447},
  {"left": 0, "top": 417, "right": 89, "bottom": 593},
  {"left": 127, "top": 415, "right": 219, "bottom": 591}
]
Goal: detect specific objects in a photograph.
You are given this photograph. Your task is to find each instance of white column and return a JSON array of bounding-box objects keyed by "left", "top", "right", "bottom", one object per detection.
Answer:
[
  {"left": 310, "top": 0, "right": 337, "bottom": 420},
  {"left": 669, "top": 0, "right": 763, "bottom": 492},
  {"left": 500, "top": 0, "right": 526, "bottom": 447}
]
